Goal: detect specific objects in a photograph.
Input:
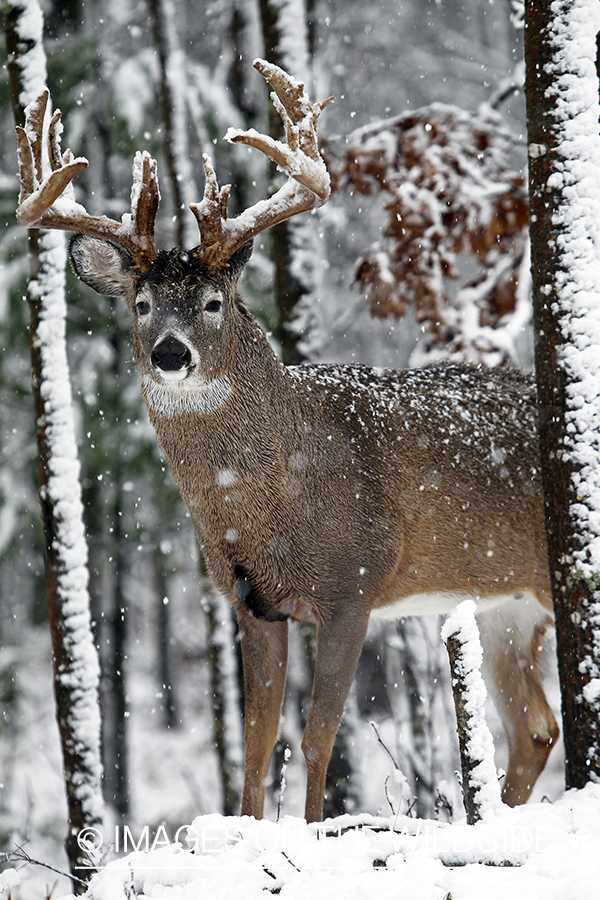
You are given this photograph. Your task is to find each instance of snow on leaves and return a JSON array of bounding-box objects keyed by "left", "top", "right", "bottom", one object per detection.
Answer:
[{"left": 324, "top": 104, "right": 528, "bottom": 364}]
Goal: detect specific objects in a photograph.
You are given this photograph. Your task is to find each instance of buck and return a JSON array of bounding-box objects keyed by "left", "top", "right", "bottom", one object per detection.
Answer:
[{"left": 16, "top": 60, "right": 558, "bottom": 823}]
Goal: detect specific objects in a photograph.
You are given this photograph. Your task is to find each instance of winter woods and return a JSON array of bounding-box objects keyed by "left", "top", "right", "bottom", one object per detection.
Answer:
[{"left": 1, "top": 0, "right": 600, "bottom": 896}]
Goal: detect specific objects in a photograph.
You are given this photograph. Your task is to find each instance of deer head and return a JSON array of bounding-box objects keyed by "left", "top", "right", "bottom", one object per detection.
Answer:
[{"left": 17, "top": 60, "right": 332, "bottom": 418}]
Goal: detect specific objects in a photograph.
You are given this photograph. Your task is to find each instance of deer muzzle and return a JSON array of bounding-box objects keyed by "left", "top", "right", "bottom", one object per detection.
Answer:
[{"left": 151, "top": 336, "right": 193, "bottom": 378}]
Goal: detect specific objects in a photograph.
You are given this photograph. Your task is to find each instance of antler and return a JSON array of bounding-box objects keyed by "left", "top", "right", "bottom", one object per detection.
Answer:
[
  {"left": 189, "top": 58, "right": 333, "bottom": 269},
  {"left": 16, "top": 63, "right": 330, "bottom": 271},
  {"left": 16, "top": 89, "right": 160, "bottom": 269}
]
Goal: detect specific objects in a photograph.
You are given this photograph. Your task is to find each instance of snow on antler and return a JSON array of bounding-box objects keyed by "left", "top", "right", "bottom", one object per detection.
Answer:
[
  {"left": 16, "top": 89, "right": 160, "bottom": 267},
  {"left": 189, "top": 58, "right": 333, "bottom": 269},
  {"left": 16, "top": 90, "right": 88, "bottom": 227}
]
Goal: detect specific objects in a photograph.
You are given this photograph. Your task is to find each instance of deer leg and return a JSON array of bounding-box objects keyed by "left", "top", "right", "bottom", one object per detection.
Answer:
[
  {"left": 235, "top": 604, "right": 289, "bottom": 819},
  {"left": 477, "top": 595, "right": 558, "bottom": 806},
  {"left": 301, "top": 604, "right": 370, "bottom": 823}
]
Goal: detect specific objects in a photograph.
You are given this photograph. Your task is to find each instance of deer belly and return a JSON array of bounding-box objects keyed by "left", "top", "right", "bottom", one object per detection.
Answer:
[{"left": 370, "top": 590, "right": 525, "bottom": 619}]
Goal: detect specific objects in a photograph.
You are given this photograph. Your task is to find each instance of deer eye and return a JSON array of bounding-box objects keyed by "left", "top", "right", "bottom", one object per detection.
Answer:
[
  {"left": 204, "top": 299, "right": 222, "bottom": 313},
  {"left": 136, "top": 299, "right": 151, "bottom": 316}
]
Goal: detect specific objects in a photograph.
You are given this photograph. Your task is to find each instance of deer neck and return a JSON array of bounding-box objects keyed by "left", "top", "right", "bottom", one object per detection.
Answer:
[{"left": 143, "top": 316, "right": 310, "bottom": 504}]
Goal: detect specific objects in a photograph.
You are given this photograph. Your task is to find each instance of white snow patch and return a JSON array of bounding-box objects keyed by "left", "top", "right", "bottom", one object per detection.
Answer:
[{"left": 60, "top": 785, "right": 600, "bottom": 899}]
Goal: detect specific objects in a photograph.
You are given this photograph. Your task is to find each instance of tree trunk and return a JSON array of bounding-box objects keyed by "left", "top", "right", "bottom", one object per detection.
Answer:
[
  {"left": 525, "top": 0, "right": 600, "bottom": 787},
  {"left": 442, "top": 601, "right": 501, "bottom": 825},
  {"left": 204, "top": 588, "right": 244, "bottom": 815},
  {"left": 147, "top": 0, "right": 199, "bottom": 249},
  {"left": 108, "top": 465, "right": 129, "bottom": 822},
  {"left": 4, "top": 0, "right": 103, "bottom": 885},
  {"left": 258, "top": 0, "right": 323, "bottom": 365},
  {"left": 153, "top": 542, "right": 179, "bottom": 729}
]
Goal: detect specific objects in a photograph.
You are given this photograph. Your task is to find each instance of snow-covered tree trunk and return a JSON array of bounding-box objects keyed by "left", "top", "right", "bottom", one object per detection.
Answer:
[
  {"left": 4, "top": 0, "right": 103, "bottom": 886},
  {"left": 258, "top": 0, "right": 355, "bottom": 816},
  {"left": 258, "top": 0, "right": 325, "bottom": 364},
  {"left": 147, "top": 0, "right": 248, "bottom": 809},
  {"left": 148, "top": 0, "right": 199, "bottom": 248},
  {"left": 203, "top": 589, "right": 244, "bottom": 815},
  {"left": 525, "top": 0, "right": 600, "bottom": 786},
  {"left": 442, "top": 601, "right": 502, "bottom": 825}
]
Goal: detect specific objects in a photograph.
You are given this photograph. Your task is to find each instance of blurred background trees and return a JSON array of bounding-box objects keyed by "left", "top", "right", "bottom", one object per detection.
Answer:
[{"left": 0, "top": 0, "right": 557, "bottom": 892}]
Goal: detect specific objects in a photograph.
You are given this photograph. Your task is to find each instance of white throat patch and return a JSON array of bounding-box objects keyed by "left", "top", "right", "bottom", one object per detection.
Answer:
[{"left": 143, "top": 373, "right": 232, "bottom": 417}]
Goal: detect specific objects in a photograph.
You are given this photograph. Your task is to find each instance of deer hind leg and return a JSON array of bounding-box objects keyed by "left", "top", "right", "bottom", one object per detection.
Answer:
[
  {"left": 302, "top": 603, "right": 370, "bottom": 823},
  {"left": 476, "top": 593, "right": 558, "bottom": 806},
  {"left": 235, "top": 603, "right": 289, "bottom": 820}
]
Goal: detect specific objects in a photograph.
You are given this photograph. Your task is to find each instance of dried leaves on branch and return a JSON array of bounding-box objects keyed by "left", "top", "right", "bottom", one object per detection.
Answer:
[{"left": 324, "top": 104, "right": 528, "bottom": 362}]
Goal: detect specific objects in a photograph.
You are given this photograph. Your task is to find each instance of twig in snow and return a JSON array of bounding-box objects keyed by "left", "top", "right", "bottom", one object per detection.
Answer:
[
  {"left": 277, "top": 744, "right": 291, "bottom": 822},
  {"left": 2, "top": 845, "right": 89, "bottom": 888},
  {"left": 369, "top": 721, "right": 399, "bottom": 769}
]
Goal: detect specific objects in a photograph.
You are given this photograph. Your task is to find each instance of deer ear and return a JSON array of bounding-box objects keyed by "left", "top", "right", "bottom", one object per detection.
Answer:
[
  {"left": 69, "top": 235, "right": 135, "bottom": 298},
  {"left": 225, "top": 239, "right": 253, "bottom": 286}
]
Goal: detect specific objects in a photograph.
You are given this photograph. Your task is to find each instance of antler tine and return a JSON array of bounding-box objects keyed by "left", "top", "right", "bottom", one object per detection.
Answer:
[
  {"left": 25, "top": 88, "right": 50, "bottom": 184},
  {"left": 189, "top": 58, "right": 333, "bottom": 269},
  {"left": 189, "top": 155, "right": 234, "bottom": 269},
  {"left": 16, "top": 89, "right": 159, "bottom": 268},
  {"left": 130, "top": 152, "right": 160, "bottom": 245}
]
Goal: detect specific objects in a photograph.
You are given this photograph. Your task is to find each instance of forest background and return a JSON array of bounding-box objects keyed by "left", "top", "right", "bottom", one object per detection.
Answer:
[{"left": 0, "top": 0, "right": 564, "bottom": 896}]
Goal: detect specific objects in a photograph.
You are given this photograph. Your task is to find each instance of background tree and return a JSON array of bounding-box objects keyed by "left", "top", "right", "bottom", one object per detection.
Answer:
[
  {"left": 525, "top": 0, "right": 600, "bottom": 787},
  {"left": 3, "top": 0, "right": 103, "bottom": 886}
]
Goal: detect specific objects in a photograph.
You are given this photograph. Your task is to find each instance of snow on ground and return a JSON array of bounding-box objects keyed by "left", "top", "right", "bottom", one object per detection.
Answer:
[
  {"left": 44, "top": 784, "right": 600, "bottom": 900},
  {"left": 0, "top": 615, "right": 566, "bottom": 900}
]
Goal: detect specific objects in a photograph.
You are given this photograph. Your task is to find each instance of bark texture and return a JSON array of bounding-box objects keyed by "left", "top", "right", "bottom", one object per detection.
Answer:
[{"left": 525, "top": 0, "right": 600, "bottom": 787}]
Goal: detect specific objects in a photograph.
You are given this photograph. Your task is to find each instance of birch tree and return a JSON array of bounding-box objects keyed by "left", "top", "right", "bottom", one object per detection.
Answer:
[
  {"left": 256, "top": 0, "right": 362, "bottom": 817},
  {"left": 147, "top": 0, "right": 199, "bottom": 249},
  {"left": 258, "top": 0, "right": 325, "bottom": 364},
  {"left": 525, "top": 0, "right": 600, "bottom": 786},
  {"left": 4, "top": 0, "right": 103, "bottom": 886}
]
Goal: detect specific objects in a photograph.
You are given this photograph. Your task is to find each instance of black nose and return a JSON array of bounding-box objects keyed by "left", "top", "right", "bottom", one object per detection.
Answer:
[{"left": 151, "top": 336, "right": 192, "bottom": 372}]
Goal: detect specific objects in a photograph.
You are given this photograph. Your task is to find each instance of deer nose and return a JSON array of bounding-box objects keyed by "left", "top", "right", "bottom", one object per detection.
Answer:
[{"left": 151, "top": 336, "right": 192, "bottom": 372}]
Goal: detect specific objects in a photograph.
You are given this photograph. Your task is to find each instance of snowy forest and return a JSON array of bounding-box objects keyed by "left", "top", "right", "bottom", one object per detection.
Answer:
[{"left": 1, "top": 0, "right": 600, "bottom": 898}]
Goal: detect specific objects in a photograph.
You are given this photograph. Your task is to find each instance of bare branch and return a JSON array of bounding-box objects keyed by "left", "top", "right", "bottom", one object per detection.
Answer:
[{"left": 4, "top": 845, "right": 89, "bottom": 888}]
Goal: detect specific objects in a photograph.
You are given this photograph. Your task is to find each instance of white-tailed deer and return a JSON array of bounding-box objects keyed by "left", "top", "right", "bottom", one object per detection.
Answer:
[{"left": 16, "top": 60, "right": 558, "bottom": 823}]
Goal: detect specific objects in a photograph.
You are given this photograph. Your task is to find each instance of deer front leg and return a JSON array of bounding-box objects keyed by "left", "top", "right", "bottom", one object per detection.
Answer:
[
  {"left": 235, "top": 603, "right": 289, "bottom": 819},
  {"left": 302, "top": 603, "right": 370, "bottom": 823}
]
